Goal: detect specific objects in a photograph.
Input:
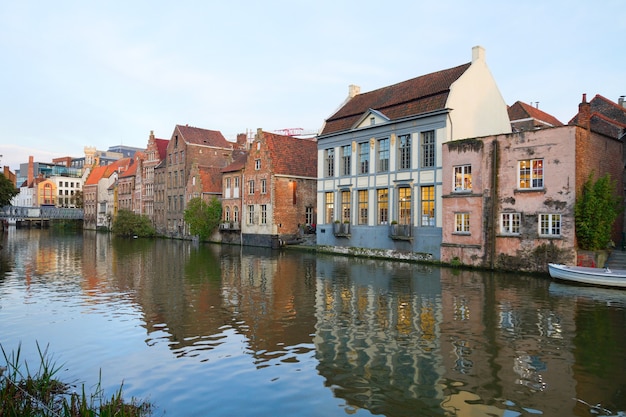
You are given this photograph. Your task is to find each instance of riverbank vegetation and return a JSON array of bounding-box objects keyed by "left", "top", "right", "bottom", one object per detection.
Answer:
[
  {"left": 0, "top": 343, "right": 153, "bottom": 416},
  {"left": 111, "top": 210, "right": 156, "bottom": 238},
  {"left": 183, "top": 197, "right": 221, "bottom": 241}
]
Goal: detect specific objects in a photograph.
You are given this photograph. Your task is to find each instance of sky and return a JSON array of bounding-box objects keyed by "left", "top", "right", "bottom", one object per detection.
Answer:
[{"left": 1, "top": 1, "right": 624, "bottom": 171}]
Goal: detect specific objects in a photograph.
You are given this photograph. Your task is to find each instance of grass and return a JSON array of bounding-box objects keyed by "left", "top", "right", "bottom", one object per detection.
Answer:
[{"left": 0, "top": 342, "right": 153, "bottom": 417}]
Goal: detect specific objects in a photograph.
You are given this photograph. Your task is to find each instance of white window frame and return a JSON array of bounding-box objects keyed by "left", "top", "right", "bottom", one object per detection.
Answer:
[
  {"left": 454, "top": 165, "right": 472, "bottom": 192},
  {"left": 518, "top": 159, "right": 544, "bottom": 189},
  {"left": 455, "top": 212, "right": 470, "bottom": 234},
  {"left": 539, "top": 213, "right": 561, "bottom": 236},
  {"left": 500, "top": 212, "right": 520, "bottom": 235}
]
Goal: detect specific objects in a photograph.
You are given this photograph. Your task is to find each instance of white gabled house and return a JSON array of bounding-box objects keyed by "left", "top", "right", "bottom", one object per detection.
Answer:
[{"left": 316, "top": 46, "right": 511, "bottom": 260}]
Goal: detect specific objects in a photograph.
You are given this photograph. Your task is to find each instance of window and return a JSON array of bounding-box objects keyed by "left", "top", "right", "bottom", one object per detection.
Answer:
[
  {"left": 233, "top": 206, "right": 239, "bottom": 223},
  {"left": 325, "top": 148, "right": 335, "bottom": 177},
  {"left": 341, "top": 191, "right": 351, "bottom": 223},
  {"left": 398, "top": 187, "right": 411, "bottom": 225},
  {"left": 421, "top": 130, "right": 435, "bottom": 168},
  {"left": 225, "top": 206, "right": 231, "bottom": 222},
  {"left": 248, "top": 205, "right": 255, "bottom": 224},
  {"left": 261, "top": 204, "right": 267, "bottom": 224},
  {"left": 305, "top": 207, "right": 314, "bottom": 225},
  {"left": 358, "top": 190, "right": 368, "bottom": 225},
  {"left": 455, "top": 213, "right": 470, "bottom": 233},
  {"left": 341, "top": 145, "right": 351, "bottom": 176},
  {"left": 255, "top": 159, "right": 261, "bottom": 170},
  {"left": 234, "top": 177, "right": 239, "bottom": 189},
  {"left": 454, "top": 165, "right": 472, "bottom": 191},
  {"left": 359, "top": 142, "right": 369, "bottom": 174},
  {"left": 421, "top": 186, "right": 435, "bottom": 226},
  {"left": 398, "top": 134, "right": 411, "bottom": 170},
  {"left": 377, "top": 189, "right": 388, "bottom": 224},
  {"left": 325, "top": 192, "right": 334, "bottom": 223},
  {"left": 501, "top": 213, "right": 520, "bottom": 235},
  {"left": 377, "top": 138, "right": 389, "bottom": 172},
  {"left": 249, "top": 180, "right": 255, "bottom": 194},
  {"left": 519, "top": 159, "right": 543, "bottom": 189},
  {"left": 261, "top": 179, "right": 267, "bottom": 194},
  {"left": 539, "top": 214, "right": 561, "bottom": 236}
]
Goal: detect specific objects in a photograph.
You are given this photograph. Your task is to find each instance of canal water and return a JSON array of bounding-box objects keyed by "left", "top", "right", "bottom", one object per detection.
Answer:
[{"left": 1, "top": 229, "right": 625, "bottom": 417}]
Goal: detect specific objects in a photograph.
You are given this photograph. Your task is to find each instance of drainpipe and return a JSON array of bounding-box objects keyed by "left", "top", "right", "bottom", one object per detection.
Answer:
[{"left": 489, "top": 139, "right": 499, "bottom": 269}]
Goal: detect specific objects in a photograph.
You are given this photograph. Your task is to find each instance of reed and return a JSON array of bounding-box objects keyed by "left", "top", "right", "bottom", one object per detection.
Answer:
[{"left": 0, "top": 342, "right": 153, "bottom": 417}]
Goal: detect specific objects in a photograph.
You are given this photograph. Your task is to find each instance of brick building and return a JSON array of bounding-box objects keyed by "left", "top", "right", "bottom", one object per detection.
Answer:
[
  {"left": 239, "top": 129, "right": 317, "bottom": 247},
  {"left": 141, "top": 131, "right": 168, "bottom": 223},
  {"left": 157, "top": 124, "right": 235, "bottom": 237}
]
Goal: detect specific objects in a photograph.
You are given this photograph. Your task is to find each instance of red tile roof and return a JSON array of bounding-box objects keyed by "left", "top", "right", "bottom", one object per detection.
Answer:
[
  {"left": 569, "top": 94, "right": 626, "bottom": 139},
  {"left": 84, "top": 165, "right": 107, "bottom": 185},
  {"left": 321, "top": 63, "right": 471, "bottom": 136},
  {"left": 263, "top": 131, "right": 317, "bottom": 177},
  {"left": 508, "top": 101, "right": 563, "bottom": 127},
  {"left": 221, "top": 150, "right": 248, "bottom": 173},
  {"left": 176, "top": 124, "right": 233, "bottom": 148}
]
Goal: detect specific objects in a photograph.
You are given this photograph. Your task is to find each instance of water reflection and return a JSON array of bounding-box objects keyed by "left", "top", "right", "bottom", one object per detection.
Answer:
[{"left": 1, "top": 230, "right": 626, "bottom": 417}]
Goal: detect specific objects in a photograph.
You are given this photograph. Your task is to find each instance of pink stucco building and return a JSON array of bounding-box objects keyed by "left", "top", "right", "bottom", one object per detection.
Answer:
[{"left": 441, "top": 115, "right": 624, "bottom": 272}]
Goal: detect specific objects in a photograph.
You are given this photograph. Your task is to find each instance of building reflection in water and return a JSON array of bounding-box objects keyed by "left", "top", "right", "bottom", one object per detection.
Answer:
[
  {"left": 69, "top": 233, "right": 626, "bottom": 416},
  {"left": 311, "top": 256, "right": 602, "bottom": 416}
]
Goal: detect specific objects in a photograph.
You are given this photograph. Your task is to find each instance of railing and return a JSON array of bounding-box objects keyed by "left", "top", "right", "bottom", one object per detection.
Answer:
[
  {"left": 0, "top": 206, "right": 84, "bottom": 220},
  {"left": 333, "top": 222, "right": 350, "bottom": 237},
  {"left": 219, "top": 222, "right": 240, "bottom": 231},
  {"left": 389, "top": 224, "right": 412, "bottom": 240}
]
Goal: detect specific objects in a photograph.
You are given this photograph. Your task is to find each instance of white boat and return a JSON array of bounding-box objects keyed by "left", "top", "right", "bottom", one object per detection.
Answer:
[{"left": 548, "top": 263, "right": 626, "bottom": 288}]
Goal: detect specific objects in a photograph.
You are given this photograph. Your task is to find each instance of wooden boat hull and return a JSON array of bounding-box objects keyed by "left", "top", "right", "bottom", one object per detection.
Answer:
[{"left": 548, "top": 263, "right": 626, "bottom": 288}]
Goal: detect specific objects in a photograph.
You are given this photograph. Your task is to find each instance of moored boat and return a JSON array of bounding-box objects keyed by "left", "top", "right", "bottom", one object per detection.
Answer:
[{"left": 547, "top": 263, "right": 626, "bottom": 289}]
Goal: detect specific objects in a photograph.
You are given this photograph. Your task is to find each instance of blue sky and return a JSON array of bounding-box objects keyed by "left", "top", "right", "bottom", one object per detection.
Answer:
[{"left": 1, "top": 1, "right": 624, "bottom": 171}]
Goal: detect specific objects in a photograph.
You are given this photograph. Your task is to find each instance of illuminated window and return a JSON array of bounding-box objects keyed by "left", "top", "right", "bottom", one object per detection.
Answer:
[
  {"left": 421, "top": 186, "right": 435, "bottom": 226},
  {"left": 454, "top": 165, "right": 472, "bottom": 191},
  {"left": 455, "top": 212, "right": 470, "bottom": 233},
  {"left": 398, "top": 187, "right": 411, "bottom": 225},
  {"left": 325, "top": 192, "right": 334, "bottom": 223},
  {"left": 358, "top": 190, "right": 368, "bottom": 225},
  {"left": 519, "top": 159, "right": 543, "bottom": 189},
  {"left": 377, "top": 189, "right": 388, "bottom": 224}
]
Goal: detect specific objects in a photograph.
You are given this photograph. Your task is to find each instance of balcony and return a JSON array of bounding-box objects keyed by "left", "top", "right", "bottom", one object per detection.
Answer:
[
  {"left": 389, "top": 223, "right": 412, "bottom": 241},
  {"left": 219, "top": 222, "right": 240, "bottom": 231},
  {"left": 333, "top": 222, "right": 351, "bottom": 238}
]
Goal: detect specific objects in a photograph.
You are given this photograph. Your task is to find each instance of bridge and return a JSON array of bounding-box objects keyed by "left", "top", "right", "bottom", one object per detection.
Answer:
[{"left": 1, "top": 206, "right": 84, "bottom": 227}]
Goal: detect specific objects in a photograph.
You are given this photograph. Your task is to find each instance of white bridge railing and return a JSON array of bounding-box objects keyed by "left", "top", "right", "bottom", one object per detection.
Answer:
[{"left": 0, "top": 206, "right": 84, "bottom": 220}]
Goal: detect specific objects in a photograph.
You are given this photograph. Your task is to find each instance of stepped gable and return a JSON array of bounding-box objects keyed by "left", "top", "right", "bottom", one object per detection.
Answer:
[
  {"left": 156, "top": 139, "right": 169, "bottom": 159},
  {"left": 177, "top": 124, "right": 233, "bottom": 148},
  {"left": 508, "top": 101, "right": 563, "bottom": 128},
  {"left": 321, "top": 63, "right": 472, "bottom": 136},
  {"left": 263, "top": 131, "right": 317, "bottom": 178}
]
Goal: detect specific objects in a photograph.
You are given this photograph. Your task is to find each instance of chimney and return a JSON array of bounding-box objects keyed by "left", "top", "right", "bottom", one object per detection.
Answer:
[
  {"left": 348, "top": 84, "right": 361, "bottom": 98},
  {"left": 619, "top": 96, "right": 625, "bottom": 108},
  {"left": 578, "top": 93, "right": 591, "bottom": 131},
  {"left": 28, "top": 155, "right": 34, "bottom": 186},
  {"left": 472, "top": 45, "right": 485, "bottom": 63}
]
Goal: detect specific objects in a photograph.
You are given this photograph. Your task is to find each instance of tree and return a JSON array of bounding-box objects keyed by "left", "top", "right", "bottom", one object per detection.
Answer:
[
  {"left": 575, "top": 173, "right": 623, "bottom": 250},
  {"left": 111, "top": 209, "right": 156, "bottom": 237},
  {"left": 184, "top": 197, "right": 222, "bottom": 241},
  {"left": 0, "top": 173, "right": 18, "bottom": 206}
]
